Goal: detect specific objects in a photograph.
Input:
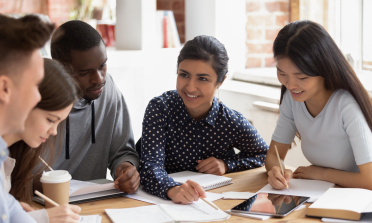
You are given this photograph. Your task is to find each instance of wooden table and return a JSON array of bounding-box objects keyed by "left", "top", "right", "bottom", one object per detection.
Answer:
[{"left": 34, "top": 167, "right": 322, "bottom": 223}]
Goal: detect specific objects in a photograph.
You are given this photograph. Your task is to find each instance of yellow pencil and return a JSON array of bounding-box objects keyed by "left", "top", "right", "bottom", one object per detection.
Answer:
[
  {"left": 200, "top": 197, "right": 219, "bottom": 210},
  {"left": 34, "top": 190, "right": 59, "bottom": 207},
  {"left": 274, "top": 145, "right": 289, "bottom": 191}
]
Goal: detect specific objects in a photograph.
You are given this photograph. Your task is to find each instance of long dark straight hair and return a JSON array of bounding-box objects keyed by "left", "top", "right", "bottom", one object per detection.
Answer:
[
  {"left": 9, "top": 58, "right": 78, "bottom": 203},
  {"left": 274, "top": 20, "right": 372, "bottom": 132}
]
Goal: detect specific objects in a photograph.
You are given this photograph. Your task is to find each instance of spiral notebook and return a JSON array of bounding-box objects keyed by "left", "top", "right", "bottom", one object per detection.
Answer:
[{"left": 168, "top": 171, "right": 232, "bottom": 190}]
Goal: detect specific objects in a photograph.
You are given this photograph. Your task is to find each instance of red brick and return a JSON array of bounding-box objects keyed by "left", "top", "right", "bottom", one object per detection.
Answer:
[
  {"left": 246, "top": 57, "right": 262, "bottom": 68},
  {"left": 247, "top": 15, "right": 274, "bottom": 27},
  {"left": 276, "top": 15, "right": 289, "bottom": 27},
  {"left": 265, "top": 29, "right": 280, "bottom": 41},
  {"left": 247, "top": 43, "right": 273, "bottom": 54},
  {"left": 246, "top": 2, "right": 260, "bottom": 12},
  {"left": 157, "top": 0, "right": 171, "bottom": 10},
  {"left": 172, "top": 0, "right": 184, "bottom": 11},
  {"left": 177, "top": 23, "right": 185, "bottom": 35},
  {"left": 174, "top": 13, "right": 184, "bottom": 23},
  {"left": 265, "top": 1, "right": 289, "bottom": 13},
  {"left": 246, "top": 28, "right": 262, "bottom": 40},
  {"left": 265, "top": 57, "right": 276, "bottom": 67}
]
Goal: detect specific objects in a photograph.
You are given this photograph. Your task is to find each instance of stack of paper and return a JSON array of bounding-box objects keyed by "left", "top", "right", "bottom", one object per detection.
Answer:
[{"left": 258, "top": 179, "right": 335, "bottom": 202}]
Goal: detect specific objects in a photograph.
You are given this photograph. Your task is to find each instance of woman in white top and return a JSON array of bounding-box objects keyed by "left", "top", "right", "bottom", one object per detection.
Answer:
[
  {"left": 265, "top": 20, "right": 372, "bottom": 190},
  {"left": 2, "top": 58, "right": 81, "bottom": 223}
]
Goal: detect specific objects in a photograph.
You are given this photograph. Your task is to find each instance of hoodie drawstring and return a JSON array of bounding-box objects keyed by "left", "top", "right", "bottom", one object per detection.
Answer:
[
  {"left": 91, "top": 101, "right": 96, "bottom": 143},
  {"left": 65, "top": 116, "right": 70, "bottom": 159},
  {"left": 65, "top": 101, "right": 96, "bottom": 160}
]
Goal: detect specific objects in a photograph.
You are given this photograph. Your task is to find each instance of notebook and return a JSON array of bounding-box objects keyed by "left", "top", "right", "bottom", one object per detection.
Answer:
[
  {"left": 105, "top": 200, "right": 230, "bottom": 223},
  {"left": 307, "top": 188, "right": 372, "bottom": 221},
  {"left": 168, "top": 171, "right": 232, "bottom": 190},
  {"left": 258, "top": 179, "right": 335, "bottom": 202},
  {"left": 125, "top": 186, "right": 224, "bottom": 205},
  {"left": 33, "top": 179, "right": 126, "bottom": 205}
]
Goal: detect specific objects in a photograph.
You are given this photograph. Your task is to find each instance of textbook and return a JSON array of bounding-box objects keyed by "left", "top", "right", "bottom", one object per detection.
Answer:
[
  {"left": 34, "top": 179, "right": 125, "bottom": 205},
  {"left": 307, "top": 188, "right": 372, "bottom": 220},
  {"left": 168, "top": 171, "right": 233, "bottom": 190},
  {"left": 105, "top": 199, "right": 230, "bottom": 223}
]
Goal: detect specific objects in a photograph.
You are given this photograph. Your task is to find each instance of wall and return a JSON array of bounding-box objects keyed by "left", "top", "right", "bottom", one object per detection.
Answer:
[
  {"left": 245, "top": 0, "right": 289, "bottom": 68},
  {"left": 0, "top": 0, "right": 76, "bottom": 26}
]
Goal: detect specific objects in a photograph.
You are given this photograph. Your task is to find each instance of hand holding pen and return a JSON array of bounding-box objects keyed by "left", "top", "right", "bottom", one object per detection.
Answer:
[{"left": 267, "top": 145, "right": 292, "bottom": 190}]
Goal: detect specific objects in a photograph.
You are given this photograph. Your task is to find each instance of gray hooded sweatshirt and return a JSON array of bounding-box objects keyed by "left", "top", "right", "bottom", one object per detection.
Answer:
[{"left": 51, "top": 73, "right": 139, "bottom": 180}]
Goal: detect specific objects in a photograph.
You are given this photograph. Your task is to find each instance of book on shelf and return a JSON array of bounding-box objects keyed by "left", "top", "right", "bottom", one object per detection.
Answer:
[{"left": 156, "top": 10, "right": 181, "bottom": 48}]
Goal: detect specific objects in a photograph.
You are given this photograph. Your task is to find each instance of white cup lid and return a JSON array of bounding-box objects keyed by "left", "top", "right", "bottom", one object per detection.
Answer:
[{"left": 40, "top": 170, "right": 72, "bottom": 184}]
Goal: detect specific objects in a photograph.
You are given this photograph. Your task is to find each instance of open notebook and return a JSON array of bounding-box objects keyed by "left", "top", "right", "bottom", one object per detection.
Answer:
[
  {"left": 34, "top": 179, "right": 125, "bottom": 205},
  {"left": 105, "top": 200, "right": 230, "bottom": 223},
  {"left": 168, "top": 171, "right": 232, "bottom": 190}
]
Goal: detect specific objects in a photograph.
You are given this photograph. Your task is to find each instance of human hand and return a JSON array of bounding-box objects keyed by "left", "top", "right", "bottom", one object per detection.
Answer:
[
  {"left": 167, "top": 180, "right": 207, "bottom": 204},
  {"left": 46, "top": 204, "right": 81, "bottom": 223},
  {"left": 196, "top": 157, "right": 228, "bottom": 175},
  {"left": 267, "top": 194, "right": 293, "bottom": 206},
  {"left": 19, "top": 202, "right": 35, "bottom": 212},
  {"left": 293, "top": 165, "right": 326, "bottom": 180},
  {"left": 114, "top": 162, "right": 140, "bottom": 194},
  {"left": 267, "top": 166, "right": 293, "bottom": 190}
]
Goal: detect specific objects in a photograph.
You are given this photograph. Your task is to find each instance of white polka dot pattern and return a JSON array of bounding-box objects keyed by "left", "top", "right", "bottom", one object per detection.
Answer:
[{"left": 139, "top": 90, "right": 268, "bottom": 199}]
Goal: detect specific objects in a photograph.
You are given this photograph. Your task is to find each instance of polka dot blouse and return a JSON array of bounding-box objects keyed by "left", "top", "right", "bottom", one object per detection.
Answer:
[{"left": 140, "top": 90, "right": 268, "bottom": 199}]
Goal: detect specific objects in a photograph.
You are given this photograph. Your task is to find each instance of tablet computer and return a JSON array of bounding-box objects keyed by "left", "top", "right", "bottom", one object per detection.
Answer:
[{"left": 230, "top": 193, "right": 310, "bottom": 217}]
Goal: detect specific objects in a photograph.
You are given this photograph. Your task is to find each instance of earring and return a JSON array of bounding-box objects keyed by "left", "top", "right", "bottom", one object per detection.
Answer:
[{"left": 218, "top": 88, "right": 220, "bottom": 103}]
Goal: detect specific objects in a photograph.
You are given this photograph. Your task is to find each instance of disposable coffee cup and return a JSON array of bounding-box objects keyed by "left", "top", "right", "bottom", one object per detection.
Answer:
[{"left": 40, "top": 170, "right": 71, "bottom": 208}]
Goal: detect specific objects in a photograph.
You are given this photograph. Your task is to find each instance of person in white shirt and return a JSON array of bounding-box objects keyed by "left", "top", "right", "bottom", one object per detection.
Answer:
[
  {"left": 265, "top": 20, "right": 372, "bottom": 190},
  {"left": 1, "top": 58, "right": 80, "bottom": 223}
]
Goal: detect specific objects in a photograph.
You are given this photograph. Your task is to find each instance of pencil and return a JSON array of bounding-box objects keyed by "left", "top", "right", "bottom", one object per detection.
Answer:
[
  {"left": 34, "top": 190, "right": 59, "bottom": 207},
  {"left": 200, "top": 197, "right": 219, "bottom": 210},
  {"left": 274, "top": 145, "right": 289, "bottom": 191},
  {"left": 38, "top": 156, "right": 53, "bottom": 171}
]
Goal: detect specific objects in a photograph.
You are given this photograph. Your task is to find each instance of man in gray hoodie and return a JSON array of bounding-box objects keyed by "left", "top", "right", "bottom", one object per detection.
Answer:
[{"left": 43, "top": 20, "right": 140, "bottom": 193}]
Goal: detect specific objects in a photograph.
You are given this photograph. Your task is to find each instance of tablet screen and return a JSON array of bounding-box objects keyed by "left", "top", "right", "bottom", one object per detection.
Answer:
[{"left": 231, "top": 193, "right": 309, "bottom": 216}]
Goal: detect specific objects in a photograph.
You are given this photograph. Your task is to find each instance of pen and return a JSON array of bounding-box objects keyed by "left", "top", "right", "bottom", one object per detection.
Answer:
[{"left": 274, "top": 145, "right": 289, "bottom": 191}]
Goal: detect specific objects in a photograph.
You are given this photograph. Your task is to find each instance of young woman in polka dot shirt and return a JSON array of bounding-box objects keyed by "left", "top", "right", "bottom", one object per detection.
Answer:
[{"left": 140, "top": 35, "right": 269, "bottom": 204}]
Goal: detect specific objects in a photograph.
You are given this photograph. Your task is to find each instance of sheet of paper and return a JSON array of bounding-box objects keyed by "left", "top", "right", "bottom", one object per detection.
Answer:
[
  {"left": 69, "top": 179, "right": 115, "bottom": 197},
  {"left": 322, "top": 213, "right": 372, "bottom": 222},
  {"left": 79, "top": 215, "right": 102, "bottom": 223},
  {"left": 105, "top": 205, "right": 173, "bottom": 223},
  {"left": 126, "top": 187, "right": 224, "bottom": 205},
  {"left": 258, "top": 179, "right": 335, "bottom": 202},
  {"left": 223, "top": 192, "right": 256, "bottom": 200},
  {"left": 310, "top": 188, "right": 372, "bottom": 213},
  {"left": 159, "top": 201, "right": 230, "bottom": 222},
  {"left": 70, "top": 180, "right": 97, "bottom": 195}
]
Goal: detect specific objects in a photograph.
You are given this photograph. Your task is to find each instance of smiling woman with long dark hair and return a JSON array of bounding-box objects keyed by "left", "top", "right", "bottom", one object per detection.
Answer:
[
  {"left": 140, "top": 35, "right": 268, "bottom": 204},
  {"left": 265, "top": 20, "right": 372, "bottom": 190}
]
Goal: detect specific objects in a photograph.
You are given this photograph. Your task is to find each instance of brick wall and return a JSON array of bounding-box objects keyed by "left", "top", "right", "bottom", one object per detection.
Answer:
[
  {"left": 157, "top": 0, "right": 185, "bottom": 43},
  {"left": 246, "top": 0, "right": 290, "bottom": 68},
  {"left": 0, "top": 0, "right": 75, "bottom": 27}
]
